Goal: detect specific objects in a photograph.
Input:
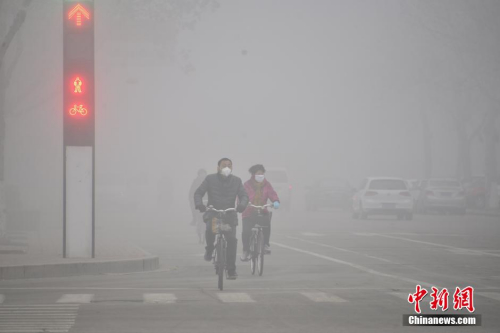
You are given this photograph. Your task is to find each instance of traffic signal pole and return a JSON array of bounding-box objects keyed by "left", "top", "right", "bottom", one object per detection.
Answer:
[{"left": 63, "top": 1, "right": 95, "bottom": 258}]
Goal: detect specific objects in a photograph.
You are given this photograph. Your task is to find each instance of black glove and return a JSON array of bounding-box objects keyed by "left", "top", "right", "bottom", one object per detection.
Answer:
[
  {"left": 236, "top": 204, "right": 247, "bottom": 213},
  {"left": 196, "top": 204, "right": 207, "bottom": 213}
]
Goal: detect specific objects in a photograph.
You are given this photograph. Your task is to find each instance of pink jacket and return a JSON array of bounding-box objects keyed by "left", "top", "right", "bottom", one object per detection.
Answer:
[{"left": 242, "top": 179, "right": 280, "bottom": 219}]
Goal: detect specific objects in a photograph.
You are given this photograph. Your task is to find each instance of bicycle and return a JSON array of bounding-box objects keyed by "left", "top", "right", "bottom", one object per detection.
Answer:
[
  {"left": 206, "top": 206, "right": 236, "bottom": 291},
  {"left": 248, "top": 203, "right": 273, "bottom": 276}
]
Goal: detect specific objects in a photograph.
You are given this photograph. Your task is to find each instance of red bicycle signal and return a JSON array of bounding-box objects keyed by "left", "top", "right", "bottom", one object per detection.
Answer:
[{"left": 69, "top": 104, "right": 88, "bottom": 116}]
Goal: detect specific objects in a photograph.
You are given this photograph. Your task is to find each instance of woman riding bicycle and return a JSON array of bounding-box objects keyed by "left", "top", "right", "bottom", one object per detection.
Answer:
[{"left": 240, "top": 164, "right": 280, "bottom": 261}]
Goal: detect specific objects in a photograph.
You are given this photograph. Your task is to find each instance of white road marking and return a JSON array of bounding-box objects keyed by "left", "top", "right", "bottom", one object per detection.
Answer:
[
  {"left": 217, "top": 293, "right": 255, "bottom": 303},
  {"left": 0, "top": 305, "right": 79, "bottom": 307},
  {"left": 0, "top": 320, "right": 75, "bottom": 323},
  {"left": 287, "top": 236, "right": 398, "bottom": 264},
  {"left": 271, "top": 241, "right": 437, "bottom": 288},
  {"left": 0, "top": 329, "right": 69, "bottom": 333},
  {"left": 0, "top": 311, "right": 77, "bottom": 314},
  {"left": 0, "top": 305, "right": 79, "bottom": 333},
  {"left": 365, "top": 233, "right": 500, "bottom": 258},
  {"left": 143, "top": 293, "right": 177, "bottom": 304},
  {"left": 301, "top": 232, "right": 324, "bottom": 237},
  {"left": 301, "top": 292, "right": 347, "bottom": 303},
  {"left": 57, "top": 294, "right": 93, "bottom": 303},
  {"left": 0, "top": 314, "right": 77, "bottom": 317},
  {"left": 0, "top": 295, "right": 4, "bottom": 304},
  {"left": 1, "top": 285, "right": 496, "bottom": 292},
  {"left": 476, "top": 292, "right": 500, "bottom": 302}
]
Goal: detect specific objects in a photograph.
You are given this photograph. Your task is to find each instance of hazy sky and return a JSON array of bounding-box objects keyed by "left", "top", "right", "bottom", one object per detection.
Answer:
[{"left": 2, "top": 0, "right": 499, "bottom": 226}]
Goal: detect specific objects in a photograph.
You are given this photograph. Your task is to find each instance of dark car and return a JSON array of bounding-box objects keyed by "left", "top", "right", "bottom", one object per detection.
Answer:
[{"left": 305, "top": 178, "right": 354, "bottom": 211}]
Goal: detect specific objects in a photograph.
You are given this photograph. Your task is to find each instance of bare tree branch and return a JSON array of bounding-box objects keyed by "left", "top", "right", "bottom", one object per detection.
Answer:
[{"left": 0, "top": 0, "right": 32, "bottom": 69}]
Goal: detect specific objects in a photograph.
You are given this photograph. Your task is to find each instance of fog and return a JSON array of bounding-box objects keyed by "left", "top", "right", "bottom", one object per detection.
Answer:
[{"left": 1, "top": 0, "right": 499, "bottom": 236}]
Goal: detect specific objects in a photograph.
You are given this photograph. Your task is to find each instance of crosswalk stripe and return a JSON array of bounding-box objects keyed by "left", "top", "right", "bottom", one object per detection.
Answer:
[
  {"left": 57, "top": 294, "right": 93, "bottom": 303},
  {"left": 0, "top": 309, "right": 78, "bottom": 312},
  {"left": 0, "top": 305, "right": 78, "bottom": 333},
  {"left": 0, "top": 320, "right": 75, "bottom": 323},
  {"left": 217, "top": 293, "right": 255, "bottom": 303},
  {"left": 0, "top": 331, "right": 69, "bottom": 333},
  {"left": 476, "top": 292, "right": 500, "bottom": 302},
  {"left": 0, "top": 326, "right": 73, "bottom": 328},
  {"left": 143, "top": 293, "right": 177, "bottom": 304},
  {"left": 301, "top": 292, "right": 347, "bottom": 303},
  {"left": 0, "top": 305, "right": 79, "bottom": 308}
]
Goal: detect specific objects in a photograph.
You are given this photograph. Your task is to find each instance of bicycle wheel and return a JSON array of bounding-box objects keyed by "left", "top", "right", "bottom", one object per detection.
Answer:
[
  {"left": 217, "top": 238, "right": 225, "bottom": 291},
  {"left": 249, "top": 233, "right": 256, "bottom": 275},
  {"left": 257, "top": 231, "right": 265, "bottom": 276}
]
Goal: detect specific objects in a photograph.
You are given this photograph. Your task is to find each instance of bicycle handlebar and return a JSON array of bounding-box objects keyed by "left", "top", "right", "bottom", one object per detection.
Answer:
[
  {"left": 248, "top": 203, "right": 273, "bottom": 209},
  {"left": 206, "top": 206, "right": 236, "bottom": 213}
]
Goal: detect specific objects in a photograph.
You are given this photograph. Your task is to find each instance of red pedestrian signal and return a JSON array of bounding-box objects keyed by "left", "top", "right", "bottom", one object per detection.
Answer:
[{"left": 73, "top": 77, "right": 83, "bottom": 93}]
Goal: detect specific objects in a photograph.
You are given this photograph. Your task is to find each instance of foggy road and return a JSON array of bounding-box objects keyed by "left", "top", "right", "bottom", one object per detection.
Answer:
[
  {"left": 1, "top": 2, "right": 500, "bottom": 332},
  {"left": 1, "top": 211, "right": 499, "bottom": 333}
]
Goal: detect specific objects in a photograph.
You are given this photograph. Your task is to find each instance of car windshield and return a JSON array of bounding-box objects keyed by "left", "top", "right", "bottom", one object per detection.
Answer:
[
  {"left": 266, "top": 170, "right": 288, "bottom": 183},
  {"left": 319, "top": 179, "right": 349, "bottom": 188},
  {"left": 429, "top": 180, "right": 460, "bottom": 187},
  {"left": 369, "top": 179, "right": 407, "bottom": 190}
]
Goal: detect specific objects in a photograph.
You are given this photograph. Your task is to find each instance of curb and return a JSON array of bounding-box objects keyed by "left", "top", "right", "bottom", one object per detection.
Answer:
[{"left": 0, "top": 255, "right": 159, "bottom": 280}]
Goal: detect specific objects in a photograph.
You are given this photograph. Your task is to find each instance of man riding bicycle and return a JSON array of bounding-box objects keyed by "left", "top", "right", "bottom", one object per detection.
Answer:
[
  {"left": 194, "top": 158, "right": 249, "bottom": 280},
  {"left": 240, "top": 164, "right": 280, "bottom": 261}
]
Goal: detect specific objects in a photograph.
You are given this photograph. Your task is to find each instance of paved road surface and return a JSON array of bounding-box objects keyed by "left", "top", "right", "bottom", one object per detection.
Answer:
[{"left": 0, "top": 210, "right": 499, "bottom": 332}]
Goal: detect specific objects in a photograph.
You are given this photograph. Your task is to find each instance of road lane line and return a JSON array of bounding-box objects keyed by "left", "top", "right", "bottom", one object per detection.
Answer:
[
  {"left": 286, "top": 236, "right": 399, "bottom": 264},
  {"left": 143, "top": 293, "right": 177, "bottom": 304},
  {"left": 271, "top": 241, "right": 437, "bottom": 288},
  {"left": 217, "top": 293, "right": 255, "bottom": 303},
  {"left": 365, "top": 233, "right": 500, "bottom": 258},
  {"left": 476, "top": 292, "right": 500, "bottom": 302},
  {"left": 301, "top": 292, "right": 347, "bottom": 303},
  {"left": 57, "top": 294, "right": 93, "bottom": 303},
  {"left": 301, "top": 232, "right": 324, "bottom": 237}
]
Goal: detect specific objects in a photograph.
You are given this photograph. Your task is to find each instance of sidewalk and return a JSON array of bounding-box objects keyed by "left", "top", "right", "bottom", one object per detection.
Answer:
[{"left": 0, "top": 227, "right": 159, "bottom": 280}]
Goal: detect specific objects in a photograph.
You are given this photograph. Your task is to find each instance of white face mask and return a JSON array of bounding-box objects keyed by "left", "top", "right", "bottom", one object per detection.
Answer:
[
  {"left": 255, "top": 175, "right": 265, "bottom": 183},
  {"left": 220, "top": 167, "right": 232, "bottom": 177}
]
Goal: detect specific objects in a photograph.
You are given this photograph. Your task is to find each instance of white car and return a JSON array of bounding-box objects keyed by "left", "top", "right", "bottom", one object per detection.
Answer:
[
  {"left": 352, "top": 177, "right": 414, "bottom": 220},
  {"left": 265, "top": 167, "right": 292, "bottom": 211}
]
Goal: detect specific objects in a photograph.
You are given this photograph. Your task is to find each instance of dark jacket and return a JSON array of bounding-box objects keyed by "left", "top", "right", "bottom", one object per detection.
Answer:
[{"left": 194, "top": 173, "right": 249, "bottom": 226}]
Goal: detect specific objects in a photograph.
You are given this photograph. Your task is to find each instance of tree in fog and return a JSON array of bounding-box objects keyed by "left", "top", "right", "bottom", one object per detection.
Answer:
[
  {"left": 0, "top": 0, "right": 32, "bottom": 236},
  {"left": 403, "top": 0, "right": 500, "bottom": 196}
]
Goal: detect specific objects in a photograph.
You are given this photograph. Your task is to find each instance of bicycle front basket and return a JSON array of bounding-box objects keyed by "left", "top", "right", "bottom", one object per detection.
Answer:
[{"left": 211, "top": 217, "right": 218, "bottom": 234}]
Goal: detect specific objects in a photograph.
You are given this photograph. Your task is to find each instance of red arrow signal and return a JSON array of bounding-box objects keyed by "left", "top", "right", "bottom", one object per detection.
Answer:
[{"left": 68, "top": 4, "right": 90, "bottom": 27}]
